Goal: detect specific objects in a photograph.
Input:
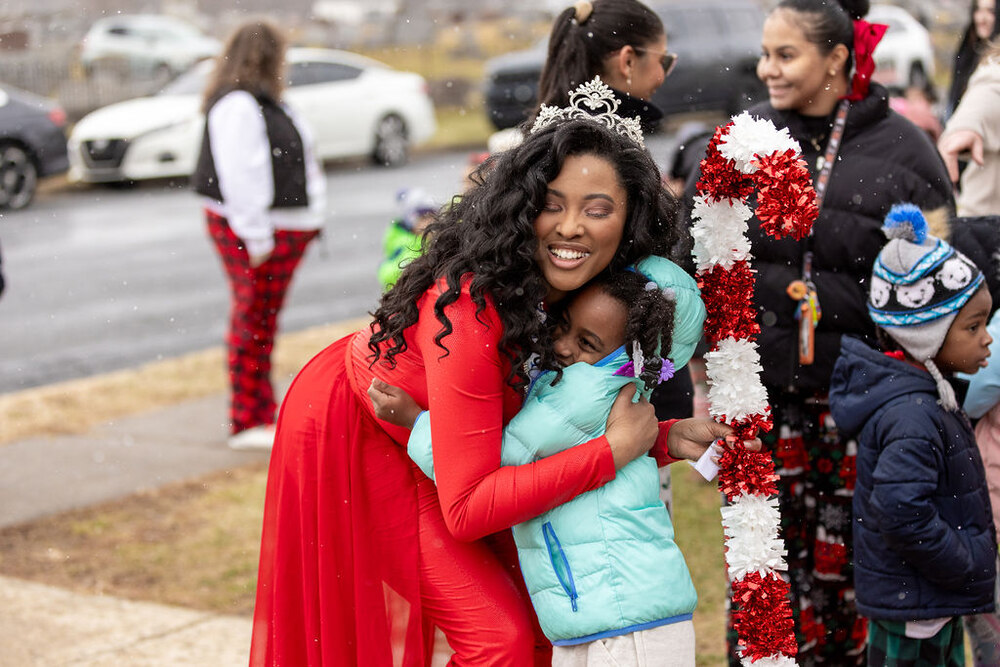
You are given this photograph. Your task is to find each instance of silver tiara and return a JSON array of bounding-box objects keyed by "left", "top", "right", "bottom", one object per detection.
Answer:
[{"left": 529, "top": 76, "right": 645, "bottom": 149}]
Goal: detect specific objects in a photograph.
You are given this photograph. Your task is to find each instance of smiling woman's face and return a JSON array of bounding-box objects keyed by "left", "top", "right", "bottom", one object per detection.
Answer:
[
  {"left": 532, "top": 153, "right": 628, "bottom": 303},
  {"left": 757, "top": 9, "right": 846, "bottom": 116}
]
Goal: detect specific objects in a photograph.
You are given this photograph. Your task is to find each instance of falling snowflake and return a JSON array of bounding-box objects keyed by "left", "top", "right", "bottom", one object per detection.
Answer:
[{"left": 818, "top": 503, "right": 849, "bottom": 531}]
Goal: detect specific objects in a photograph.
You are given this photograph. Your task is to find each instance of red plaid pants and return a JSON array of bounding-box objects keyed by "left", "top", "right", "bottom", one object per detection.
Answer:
[{"left": 206, "top": 210, "right": 318, "bottom": 434}]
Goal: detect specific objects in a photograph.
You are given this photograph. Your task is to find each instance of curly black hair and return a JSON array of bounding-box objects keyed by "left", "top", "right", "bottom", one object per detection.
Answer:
[
  {"left": 586, "top": 270, "right": 676, "bottom": 392},
  {"left": 367, "top": 118, "right": 679, "bottom": 390}
]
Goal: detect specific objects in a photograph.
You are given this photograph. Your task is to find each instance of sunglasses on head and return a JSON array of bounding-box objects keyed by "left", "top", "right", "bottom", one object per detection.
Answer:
[{"left": 635, "top": 47, "right": 678, "bottom": 77}]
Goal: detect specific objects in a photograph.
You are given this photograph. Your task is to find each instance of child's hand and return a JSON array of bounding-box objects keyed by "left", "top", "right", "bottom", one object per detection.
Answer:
[{"left": 368, "top": 378, "right": 422, "bottom": 429}]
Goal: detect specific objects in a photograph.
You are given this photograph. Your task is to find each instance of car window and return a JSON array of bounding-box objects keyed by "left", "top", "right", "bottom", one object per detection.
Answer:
[
  {"left": 287, "top": 61, "right": 361, "bottom": 87},
  {"left": 107, "top": 26, "right": 131, "bottom": 37},
  {"left": 159, "top": 61, "right": 210, "bottom": 95}
]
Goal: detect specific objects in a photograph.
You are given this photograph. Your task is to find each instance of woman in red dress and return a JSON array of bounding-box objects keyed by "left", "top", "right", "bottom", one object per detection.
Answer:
[{"left": 250, "top": 117, "right": 734, "bottom": 666}]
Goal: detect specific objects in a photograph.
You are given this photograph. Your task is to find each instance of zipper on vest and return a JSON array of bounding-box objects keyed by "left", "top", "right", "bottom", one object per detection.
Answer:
[{"left": 542, "top": 521, "right": 579, "bottom": 612}]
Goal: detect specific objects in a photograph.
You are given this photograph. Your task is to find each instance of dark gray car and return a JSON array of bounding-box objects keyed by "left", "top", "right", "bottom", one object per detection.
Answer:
[
  {"left": 0, "top": 84, "right": 69, "bottom": 210},
  {"left": 484, "top": 0, "right": 767, "bottom": 130}
]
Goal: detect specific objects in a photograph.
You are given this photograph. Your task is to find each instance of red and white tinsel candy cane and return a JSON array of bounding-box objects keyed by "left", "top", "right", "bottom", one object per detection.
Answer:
[{"left": 691, "top": 111, "right": 819, "bottom": 666}]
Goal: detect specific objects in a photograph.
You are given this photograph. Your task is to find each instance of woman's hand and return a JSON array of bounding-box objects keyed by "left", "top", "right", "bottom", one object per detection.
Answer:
[
  {"left": 368, "top": 378, "right": 422, "bottom": 429},
  {"left": 604, "top": 386, "right": 659, "bottom": 469},
  {"left": 667, "top": 417, "right": 762, "bottom": 462},
  {"left": 938, "top": 128, "right": 984, "bottom": 183}
]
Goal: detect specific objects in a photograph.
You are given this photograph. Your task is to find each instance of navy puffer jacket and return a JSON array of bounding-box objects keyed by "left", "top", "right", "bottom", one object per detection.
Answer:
[
  {"left": 830, "top": 337, "right": 996, "bottom": 620},
  {"left": 743, "top": 85, "right": 954, "bottom": 393}
]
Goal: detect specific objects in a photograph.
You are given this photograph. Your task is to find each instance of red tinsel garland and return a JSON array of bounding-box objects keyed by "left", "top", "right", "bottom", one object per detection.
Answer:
[
  {"left": 697, "top": 261, "right": 760, "bottom": 343},
  {"left": 718, "top": 448, "right": 781, "bottom": 501},
  {"left": 754, "top": 150, "right": 819, "bottom": 241},
  {"left": 696, "top": 126, "right": 756, "bottom": 202},
  {"left": 732, "top": 573, "right": 799, "bottom": 660}
]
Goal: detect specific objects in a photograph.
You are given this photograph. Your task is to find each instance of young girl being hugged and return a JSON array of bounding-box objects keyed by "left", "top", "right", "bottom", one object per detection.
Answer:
[
  {"left": 373, "top": 255, "right": 713, "bottom": 665},
  {"left": 829, "top": 204, "right": 997, "bottom": 666}
]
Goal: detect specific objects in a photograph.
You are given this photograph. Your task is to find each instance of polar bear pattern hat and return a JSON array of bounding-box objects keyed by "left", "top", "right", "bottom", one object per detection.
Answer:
[{"left": 868, "top": 203, "right": 984, "bottom": 409}]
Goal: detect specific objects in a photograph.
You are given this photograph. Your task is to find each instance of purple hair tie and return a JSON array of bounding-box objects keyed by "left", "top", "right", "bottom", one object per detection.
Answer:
[{"left": 614, "top": 358, "right": 676, "bottom": 384}]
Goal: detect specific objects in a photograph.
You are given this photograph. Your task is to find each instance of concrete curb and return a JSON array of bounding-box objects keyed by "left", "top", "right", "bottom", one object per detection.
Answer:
[{"left": 0, "top": 575, "right": 250, "bottom": 666}]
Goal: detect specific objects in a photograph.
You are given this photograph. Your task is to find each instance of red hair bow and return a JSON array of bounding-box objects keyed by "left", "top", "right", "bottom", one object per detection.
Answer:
[{"left": 845, "top": 19, "right": 888, "bottom": 102}]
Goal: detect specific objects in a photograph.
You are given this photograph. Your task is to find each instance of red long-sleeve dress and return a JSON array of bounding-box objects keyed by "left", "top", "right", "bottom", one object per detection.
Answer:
[{"left": 250, "top": 280, "right": 675, "bottom": 666}]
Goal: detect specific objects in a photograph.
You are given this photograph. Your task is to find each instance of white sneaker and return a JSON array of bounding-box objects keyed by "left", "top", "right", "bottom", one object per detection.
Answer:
[{"left": 227, "top": 424, "right": 276, "bottom": 450}]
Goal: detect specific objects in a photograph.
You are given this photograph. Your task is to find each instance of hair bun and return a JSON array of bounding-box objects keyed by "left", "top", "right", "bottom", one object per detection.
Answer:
[
  {"left": 882, "top": 203, "right": 927, "bottom": 243},
  {"left": 837, "top": 0, "right": 869, "bottom": 20},
  {"left": 574, "top": 0, "right": 594, "bottom": 23}
]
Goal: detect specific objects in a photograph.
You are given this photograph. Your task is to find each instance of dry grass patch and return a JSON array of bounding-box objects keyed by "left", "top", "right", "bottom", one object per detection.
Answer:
[
  {"left": 0, "top": 317, "right": 370, "bottom": 446},
  {"left": 0, "top": 462, "right": 269, "bottom": 615}
]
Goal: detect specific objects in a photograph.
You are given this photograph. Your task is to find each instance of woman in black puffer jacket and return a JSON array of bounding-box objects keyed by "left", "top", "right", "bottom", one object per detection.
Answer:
[{"left": 686, "top": 0, "right": 954, "bottom": 664}]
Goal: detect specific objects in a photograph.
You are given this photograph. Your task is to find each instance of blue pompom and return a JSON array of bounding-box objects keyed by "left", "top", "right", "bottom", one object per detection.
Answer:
[{"left": 882, "top": 203, "right": 927, "bottom": 243}]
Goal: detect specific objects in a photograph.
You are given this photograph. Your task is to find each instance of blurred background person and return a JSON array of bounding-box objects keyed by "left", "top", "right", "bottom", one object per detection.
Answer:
[
  {"left": 948, "top": 0, "right": 1000, "bottom": 118},
  {"left": 377, "top": 187, "right": 438, "bottom": 291},
  {"left": 888, "top": 83, "right": 943, "bottom": 142},
  {"left": 193, "top": 19, "right": 326, "bottom": 450},
  {"left": 535, "top": 0, "right": 672, "bottom": 133},
  {"left": 939, "top": 40, "right": 1000, "bottom": 217}
]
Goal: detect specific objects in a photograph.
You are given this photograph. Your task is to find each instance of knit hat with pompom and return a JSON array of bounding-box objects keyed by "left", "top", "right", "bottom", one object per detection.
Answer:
[{"left": 868, "top": 203, "right": 984, "bottom": 410}]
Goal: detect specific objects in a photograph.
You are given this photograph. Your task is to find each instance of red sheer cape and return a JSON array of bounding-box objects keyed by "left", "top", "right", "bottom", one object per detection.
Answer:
[{"left": 250, "top": 334, "right": 431, "bottom": 666}]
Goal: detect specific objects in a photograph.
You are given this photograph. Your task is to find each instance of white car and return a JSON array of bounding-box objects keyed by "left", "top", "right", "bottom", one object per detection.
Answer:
[
  {"left": 869, "top": 4, "right": 935, "bottom": 89},
  {"left": 67, "top": 48, "right": 437, "bottom": 183},
  {"left": 79, "top": 14, "right": 220, "bottom": 76}
]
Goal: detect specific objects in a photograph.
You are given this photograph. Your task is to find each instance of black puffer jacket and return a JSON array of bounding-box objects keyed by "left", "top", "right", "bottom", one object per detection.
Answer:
[{"left": 740, "top": 85, "right": 954, "bottom": 393}]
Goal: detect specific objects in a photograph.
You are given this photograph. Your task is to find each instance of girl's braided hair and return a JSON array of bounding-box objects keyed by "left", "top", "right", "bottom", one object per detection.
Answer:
[{"left": 588, "top": 269, "right": 676, "bottom": 392}]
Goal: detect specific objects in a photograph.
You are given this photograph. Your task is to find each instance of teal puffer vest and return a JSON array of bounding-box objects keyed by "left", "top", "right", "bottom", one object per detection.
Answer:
[{"left": 407, "top": 256, "right": 702, "bottom": 644}]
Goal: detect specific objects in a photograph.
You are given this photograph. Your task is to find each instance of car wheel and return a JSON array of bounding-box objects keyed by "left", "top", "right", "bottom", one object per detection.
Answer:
[
  {"left": 372, "top": 114, "right": 409, "bottom": 167},
  {"left": 909, "top": 62, "right": 929, "bottom": 90},
  {"left": 0, "top": 143, "right": 38, "bottom": 210}
]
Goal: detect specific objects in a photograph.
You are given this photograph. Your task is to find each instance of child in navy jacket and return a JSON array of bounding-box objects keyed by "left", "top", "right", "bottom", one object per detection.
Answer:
[{"left": 829, "top": 204, "right": 997, "bottom": 666}]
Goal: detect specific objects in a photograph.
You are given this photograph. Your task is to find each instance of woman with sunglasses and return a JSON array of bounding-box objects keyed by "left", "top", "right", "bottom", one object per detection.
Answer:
[{"left": 536, "top": 0, "right": 676, "bottom": 135}]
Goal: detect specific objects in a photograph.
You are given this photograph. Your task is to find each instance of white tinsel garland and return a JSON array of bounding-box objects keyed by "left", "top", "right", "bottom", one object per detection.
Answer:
[
  {"left": 718, "top": 112, "right": 801, "bottom": 174},
  {"left": 741, "top": 654, "right": 800, "bottom": 667},
  {"left": 721, "top": 494, "right": 788, "bottom": 580},
  {"left": 690, "top": 195, "right": 753, "bottom": 271},
  {"left": 704, "top": 338, "right": 768, "bottom": 422}
]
